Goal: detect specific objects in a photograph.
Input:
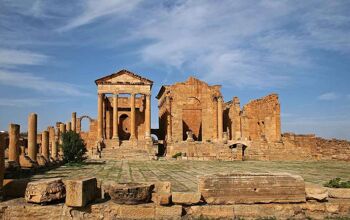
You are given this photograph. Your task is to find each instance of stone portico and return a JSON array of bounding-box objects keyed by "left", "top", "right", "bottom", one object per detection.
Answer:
[{"left": 95, "top": 69, "right": 153, "bottom": 148}]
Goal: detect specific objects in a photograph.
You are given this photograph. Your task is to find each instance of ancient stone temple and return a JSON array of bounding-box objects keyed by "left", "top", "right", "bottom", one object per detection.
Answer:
[{"left": 94, "top": 69, "right": 153, "bottom": 149}]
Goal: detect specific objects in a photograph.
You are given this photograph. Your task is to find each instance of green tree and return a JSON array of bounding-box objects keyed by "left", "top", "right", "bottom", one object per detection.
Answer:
[{"left": 61, "top": 131, "right": 87, "bottom": 163}]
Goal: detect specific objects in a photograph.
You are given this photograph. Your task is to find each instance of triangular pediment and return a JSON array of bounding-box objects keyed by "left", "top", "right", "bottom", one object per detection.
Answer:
[{"left": 95, "top": 69, "right": 153, "bottom": 85}]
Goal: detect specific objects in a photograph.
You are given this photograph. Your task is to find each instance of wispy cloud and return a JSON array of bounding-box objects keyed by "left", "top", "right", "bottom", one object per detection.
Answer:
[
  {"left": 0, "top": 69, "right": 92, "bottom": 97},
  {"left": 0, "top": 98, "right": 65, "bottom": 107},
  {"left": 57, "top": 0, "right": 140, "bottom": 32},
  {"left": 318, "top": 92, "right": 339, "bottom": 101},
  {"left": 0, "top": 49, "right": 49, "bottom": 67}
]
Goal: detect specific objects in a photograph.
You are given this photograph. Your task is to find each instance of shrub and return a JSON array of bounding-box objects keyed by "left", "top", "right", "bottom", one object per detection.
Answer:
[
  {"left": 172, "top": 152, "right": 182, "bottom": 158},
  {"left": 324, "top": 177, "right": 350, "bottom": 188},
  {"left": 61, "top": 131, "right": 87, "bottom": 163}
]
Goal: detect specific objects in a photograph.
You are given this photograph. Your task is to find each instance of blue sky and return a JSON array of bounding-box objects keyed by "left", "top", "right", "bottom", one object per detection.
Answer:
[{"left": 0, "top": 0, "right": 350, "bottom": 139}]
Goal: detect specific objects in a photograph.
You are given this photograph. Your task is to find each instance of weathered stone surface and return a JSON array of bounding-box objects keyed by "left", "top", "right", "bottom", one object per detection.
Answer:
[
  {"left": 327, "top": 187, "right": 350, "bottom": 199},
  {"left": 186, "top": 205, "right": 234, "bottom": 219},
  {"left": 199, "top": 172, "right": 306, "bottom": 204},
  {"left": 305, "top": 182, "right": 328, "bottom": 201},
  {"left": 151, "top": 192, "right": 171, "bottom": 206},
  {"left": 25, "top": 178, "right": 65, "bottom": 204},
  {"left": 105, "top": 182, "right": 154, "bottom": 204},
  {"left": 65, "top": 177, "right": 98, "bottom": 207},
  {"left": 155, "top": 205, "right": 182, "bottom": 220},
  {"left": 36, "top": 155, "right": 48, "bottom": 167},
  {"left": 154, "top": 181, "right": 171, "bottom": 193},
  {"left": 172, "top": 192, "right": 201, "bottom": 205},
  {"left": 119, "top": 204, "right": 155, "bottom": 219}
]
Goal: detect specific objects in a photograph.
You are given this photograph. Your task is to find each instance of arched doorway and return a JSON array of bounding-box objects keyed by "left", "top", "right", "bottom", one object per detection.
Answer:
[
  {"left": 119, "top": 114, "right": 131, "bottom": 140},
  {"left": 182, "top": 97, "right": 202, "bottom": 141}
]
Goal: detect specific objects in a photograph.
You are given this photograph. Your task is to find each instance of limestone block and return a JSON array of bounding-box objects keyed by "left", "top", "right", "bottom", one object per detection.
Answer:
[
  {"left": 187, "top": 205, "right": 234, "bottom": 219},
  {"left": 65, "top": 177, "right": 98, "bottom": 207},
  {"left": 305, "top": 182, "right": 328, "bottom": 201},
  {"left": 25, "top": 178, "right": 65, "bottom": 204},
  {"left": 105, "top": 182, "right": 154, "bottom": 204},
  {"left": 198, "top": 172, "right": 306, "bottom": 204},
  {"left": 19, "top": 154, "right": 38, "bottom": 168},
  {"left": 154, "top": 181, "right": 171, "bottom": 193},
  {"left": 327, "top": 188, "right": 350, "bottom": 199},
  {"left": 155, "top": 205, "right": 182, "bottom": 219},
  {"left": 36, "top": 155, "right": 49, "bottom": 167},
  {"left": 119, "top": 204, "right": 155, "bottom": 219},
  {"left": 152, "top": 192, "right": 171, "bottom": 206},
  {"left": 172, "top": 192, "right": 201, "bottom": 205}
]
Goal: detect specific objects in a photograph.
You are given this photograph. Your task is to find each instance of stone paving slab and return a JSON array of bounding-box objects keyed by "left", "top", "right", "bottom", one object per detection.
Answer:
[{"left": 31, "top": 160, "right": 350, "bottom": 192}]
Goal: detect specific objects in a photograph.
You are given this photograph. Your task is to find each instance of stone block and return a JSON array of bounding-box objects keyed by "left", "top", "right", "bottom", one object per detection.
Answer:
[
  {"left": 198, "top": 172, "right": 306, "bottom": 204},
  {"left": 172, "top": 192, "right": 201, "bottom": 205},
  {"left": 152, "top": 192, "right": 171, "bottom": 206},
  {"left": 187, "top": 205, "right": 234, "bottom": 219},
  {"left": 105, "top": 182, "right": 154, "bottom": 204},
  {"left": 154, "top": 181, "right": 171, "bottom": 193},
  {"left": 36, "top": 155, "right": 49, "bottom": 167},
  {"left": 65, "top": 177, "right": 98, "bottom": 207},
  {"left": 155, "top": 205, "right": 182, "bottom": 219},
  {"left": 119, "top": 204, "right": 155, "bottom": 219},
  {"left": 25, "top": 178, "right": 65, "bottom": 204},
  {"left": 305, "top": 182, "right": 328, "bottom": 201},
  {"left": 327, "top": 188, "right": 350, "bottom": 199}
]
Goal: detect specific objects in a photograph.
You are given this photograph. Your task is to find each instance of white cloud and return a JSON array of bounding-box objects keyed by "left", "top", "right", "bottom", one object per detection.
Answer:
[
  {"left": 0, "top": 49, "right": 49, "bottom": 67},
  {"left": 0, "top": 98, "right": 64, "bottom": 107},
  {"left": 57, "top": 0, "right": 140, "bottom": 32},
  {"left": 0, "top": 69, "right": 92, "bottom": 97},
  {"left": 318, "top": 92, "right": 338, "bottom": 101}
]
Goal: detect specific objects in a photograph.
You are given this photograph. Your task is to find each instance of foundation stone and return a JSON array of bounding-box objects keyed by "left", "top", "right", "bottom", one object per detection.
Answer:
[
  {"left": 172, "top": 192, "right": 201, "bottom": 205},
  {"left": 65, "top": 177, "right": 98, "bottom": 207},
  {"left": 198, "top": 172, "right": 306, "bottom": 204},
  {"left": 105, "top": 182, "right": 154, "bottom": 204}
]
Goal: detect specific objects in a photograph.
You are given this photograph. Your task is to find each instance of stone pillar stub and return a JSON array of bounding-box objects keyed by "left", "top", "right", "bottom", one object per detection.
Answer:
[
  {"left": 59, "top": 123, "right": 66, "bottom": 145},
  {"left": 130, "top": 93, "right": 136, "bottom": 141},
  {"left": 112, "top": 94, "right": 119, "bottom": 140},
  {"left": 97, "top": 93, "right": 104, "bottom": 140},
  {"left": 72, "top": 112, "right": 77, "bottom": 132},
  {"left": 9, "top": 124, "right": 20, "bottom": 163},
  {"left": 41, "top": 130, "right": 50, "bottom": 161},
  {"left": 28, "top": 113, "right": 38, "bottom": 161}
]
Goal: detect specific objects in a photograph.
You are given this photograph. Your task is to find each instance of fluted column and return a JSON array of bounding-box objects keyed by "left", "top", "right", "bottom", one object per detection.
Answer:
[
  {"left": 72, "top": 112, "right": 77, "bottom": 132},
  {"left": 41, "top": 130, "right": 49, "bottom": 161},
  {"left": 145, "top": 94, "right": 151, "bottom": 140},
  {"left": 9, "top": 124, "right": 20, "bottom": 163},
  {"left": 97, "top": 93, "right": 104, "bottom": 140},
  {"left": 112, "top": 93, "right": 119, "bottom": 140},
  {"left": 28, "top": 113, "right": 37, "bottom": 162},
  {"left": 166, "top": 95, "right": 172, "bottom": 142},
  {"left": 217, "top": 96, "right": 223, "bottom": 141},
  {"left": 130, "top": 93, "right": 136, "bottom": 140}
]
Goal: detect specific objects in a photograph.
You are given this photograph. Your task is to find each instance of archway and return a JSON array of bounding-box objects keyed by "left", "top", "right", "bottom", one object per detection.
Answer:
[
  {"left": 119, "top": 114, "right": 131, "bottom": 140},
  {"left": 78, "top": 115, "right": 93, "bottom": 133}
]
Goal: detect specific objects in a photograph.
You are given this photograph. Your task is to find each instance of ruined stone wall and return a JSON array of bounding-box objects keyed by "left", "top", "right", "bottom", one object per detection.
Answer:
[
  {"left": 158, "top": 77, "right": 221, "bottom": 142},
  {"left": 240, "top": 94, "right": 281, "bottom": 142},
  {"left": 80, "top": 119, "right": 97, "bottom": 149}
]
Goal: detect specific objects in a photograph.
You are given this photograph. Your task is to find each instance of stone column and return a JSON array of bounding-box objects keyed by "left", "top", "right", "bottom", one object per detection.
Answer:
[
  {"left": 97, "top": 93, "right": 104, "bottom": 140},
  {"left": 0, "top": 132, "right": 5, "bottom": 190},
  {"left": 112, "top": 93, "right": 119, "bottom": 140},
  {"left": 28, "top": 113, "right": 38, "bottom": 162},
  {"left": 106, "top": 107, "right": 111, "bottom": 139},
  {"left": 59, "top": 123, "right": 66, "bottom": 145},
  {"left": 217, "top": 96, "right": 223, "bottom": 141},
  {"left": 66, "top": 122, "right": 72, "bottom": 131},
  {"left": 166, "top": 95, "right": 172, "bottom": 142},
  {"left": 72, "top": 112, "right": 77, "bottom": 133},
  {"left": 9, "top": 124, "right": 20, "bottom": 163},
  {"left": 130, "top": 93, "right": 136, "bottom": 140},
  {"left": 145, "top": 94, "right": 151, "bottom": 140},
  {"left": 49, "top": 127, "right": 57, "bottom": 160},
  {"left": 41, "top": 130, "right": 49, "bottom": 161}
]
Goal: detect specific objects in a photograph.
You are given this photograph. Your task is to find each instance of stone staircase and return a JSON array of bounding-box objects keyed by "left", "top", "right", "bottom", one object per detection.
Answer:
[{"left": 100, "top": 140, "right": 156, "bottom": 160}]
